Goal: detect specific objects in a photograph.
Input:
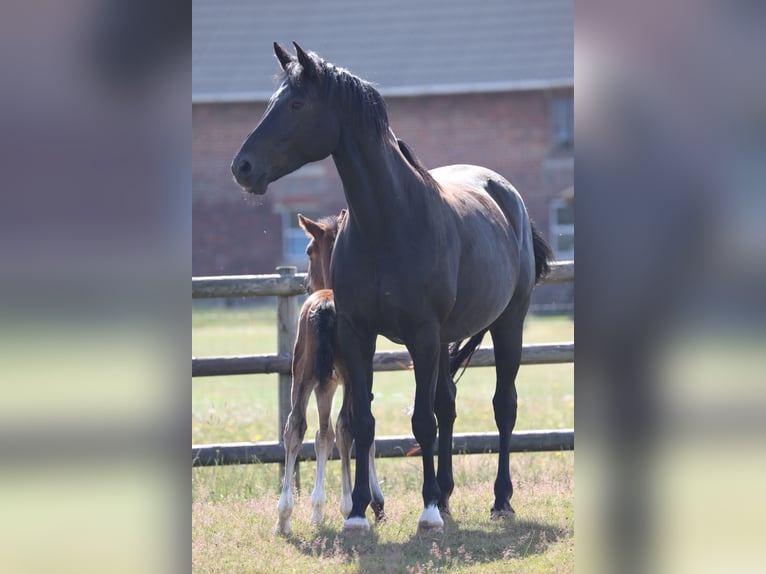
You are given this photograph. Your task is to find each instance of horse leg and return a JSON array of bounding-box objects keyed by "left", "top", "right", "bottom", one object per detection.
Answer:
[
  {"left": 368, "top": 438, "right": 387, "bottom": 522},
  {"left": 335, "top": 383, "right": 354, "bottom": 519},
  {"left": 275, "top": 374, "right": 313, "bottom": 535},
  {"left": 407, "top": 325, "right": 443, "bottom": 533},
  {"left": 434, "top": 344, "right": 457, "bottom": 516},
  {"left": 338, "top": 318, "right": 376, "bottom": 534},
  {"left": 488, "top": 301, "right": 528, "bottom": 519},
  {"left": 336, "top": 370, "right": 385, "bottom": 522},
  {"left": 311, "top": 376, "right": 338, "bottom": 526}
]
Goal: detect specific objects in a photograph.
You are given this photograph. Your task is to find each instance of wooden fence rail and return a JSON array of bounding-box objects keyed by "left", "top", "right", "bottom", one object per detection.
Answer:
[
  {"left": 192, "top": 261, "right": 573, "bottom": 299},
  {"left": 193, "top": 429, "right": 574, "bottom": 467},
  {"left": 192, "top": 261, "right": 574, "bottom": 469},
  {"left": 192, "top": 342, "right": 574, "bottom": 377}
]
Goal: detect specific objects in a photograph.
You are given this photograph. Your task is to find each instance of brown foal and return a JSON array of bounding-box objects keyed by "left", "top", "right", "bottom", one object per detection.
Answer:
[{"left": 275, "top": 211, "right": 385, "bottom": 535}]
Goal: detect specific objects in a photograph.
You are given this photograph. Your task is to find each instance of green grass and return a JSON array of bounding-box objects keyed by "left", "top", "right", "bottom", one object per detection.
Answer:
[{"left": 192, "top": 305, "right": 573, "bottom": 572}]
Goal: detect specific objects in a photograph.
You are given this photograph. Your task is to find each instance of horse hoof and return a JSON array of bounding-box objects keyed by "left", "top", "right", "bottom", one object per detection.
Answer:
[
  {"left": 374, "top": 509, "right": 388, "bottom": 523},
  {"left": 342, "top": 516, "right": 371, "bottom": 535},
  {"left": 417, "top": 522, "right": 443, "bottom": 536},
  {"left": 310, "top": 507, "right": 325, "bottom": 526},
  {"left": 274, "top": 520, "right": 291, "bottom": 536},
  {"left": 490, "top": 507, "right": 516, "bottom": 521},
  {"left": 417, "top": 505, "right": 444, "bottom": 534},
  {"left": 371, "top": 502, "right": 387, "bottom": 523}
]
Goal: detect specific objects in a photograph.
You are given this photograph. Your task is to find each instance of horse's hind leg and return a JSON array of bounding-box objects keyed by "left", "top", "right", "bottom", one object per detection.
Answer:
[
  {"left": 488, "top": 300, "right": 529, "bottom": 519},
  {"left": 335, "top": 386, "right": 354, "bottom": 519},
  {"left": 276, "top": 377, "right": 313, "bottom": 535},
  {"left": 369, "top": 438, "right": 387, "bottom": 522},
  {"left": 336, "top": 380, "right": 386, "bottom": 522},
  {"left": 311, "top": 378, "right": 338, "bottom": 526},
  {"left": 434, "top": 343, "right": 457, "bottom": 516}
]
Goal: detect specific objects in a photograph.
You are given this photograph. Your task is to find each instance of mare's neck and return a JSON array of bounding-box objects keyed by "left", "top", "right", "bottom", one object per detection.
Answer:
[{"left": 331, "top": 129, "right": 424, "bottom": 242}]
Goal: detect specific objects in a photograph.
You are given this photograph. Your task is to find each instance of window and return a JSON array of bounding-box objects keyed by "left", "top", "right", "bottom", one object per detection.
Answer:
[
  {"left": 281, "top": 209, "right": 320, "bottom": 264},
  {"left": 549, "top": 197, "right": 574, "bottom": 260},
  {"left": 552, "top": 96, "right": 574, "bottom": 150}
]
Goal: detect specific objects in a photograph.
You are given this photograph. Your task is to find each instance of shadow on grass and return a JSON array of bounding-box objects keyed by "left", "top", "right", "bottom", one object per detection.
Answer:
[{"left": 284, "top": 513, "right": 569, "bottom": 572}]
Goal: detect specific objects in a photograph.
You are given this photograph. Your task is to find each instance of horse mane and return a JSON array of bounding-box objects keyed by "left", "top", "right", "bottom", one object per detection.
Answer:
[
  {"left": 281, "top": 50, "right": 441, "bottom": 192},
  {"left": 280, "top": 51, "right": 389, "bottom": 139},
  {"left": 396, "top": 139, "right": 439, "bottom": 188}
]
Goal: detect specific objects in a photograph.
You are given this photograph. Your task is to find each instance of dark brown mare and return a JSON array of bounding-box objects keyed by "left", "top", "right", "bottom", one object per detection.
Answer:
[
  {"left": 232, "top": 43, "right": 552, "bottom": 534},
  {"left": 276, "top": 211, "right": 385, "bottom": 535}
]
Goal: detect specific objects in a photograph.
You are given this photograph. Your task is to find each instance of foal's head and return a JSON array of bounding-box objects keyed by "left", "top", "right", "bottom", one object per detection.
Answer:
[{"left": 299, "top": 210, "right": 346, "bottom": 293}]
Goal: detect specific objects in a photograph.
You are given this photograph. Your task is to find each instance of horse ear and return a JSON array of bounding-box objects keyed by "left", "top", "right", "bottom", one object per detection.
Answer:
[
  {"left": 273, "top": 42, "right": 294, "bottom": 70},
  {"left": 293, "top": 42, "right": 318, "bottom": 79},
  {"left": 298, "top": 214, "right": 324, "bottom": 239}
]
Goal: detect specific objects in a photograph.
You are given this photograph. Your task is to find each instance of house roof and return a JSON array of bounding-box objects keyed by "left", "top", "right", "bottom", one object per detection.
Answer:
[{"left": 193, "top": 0, "right": 573, "bottom": 102}]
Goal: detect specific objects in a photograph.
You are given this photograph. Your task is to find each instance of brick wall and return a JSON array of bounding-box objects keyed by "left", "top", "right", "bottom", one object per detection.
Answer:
[{"left": 192, "top": 88, "right": 573, "bottom": 282}]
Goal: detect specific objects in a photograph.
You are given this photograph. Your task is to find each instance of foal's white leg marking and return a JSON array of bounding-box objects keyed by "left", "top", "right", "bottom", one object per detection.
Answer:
[
  {"left": 336, "top": 412, "right": 353, "bottom": 518},
  {"left": 310, "top": 429, "right": 329, "bottom": 526},
  {"left": 275, "top": 408, "right": 306, "bottom": 535},
  {"left": 417, "top": 504, "right": 444, "bottom": 532},
  {"left": 275, "top": 456, "right": 296, "bottom": 535},
  {"left": 369, "top": 443, "right": 383, "bottom": 504},
  {"left": 368, "top": 441, "right": 386, "bottom": 521},
  {"left": 339, "top": 457, "right": 353, "bottom": 519}
]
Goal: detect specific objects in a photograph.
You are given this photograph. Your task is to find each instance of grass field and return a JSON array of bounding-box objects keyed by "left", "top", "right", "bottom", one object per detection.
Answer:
[{"left": 192, "top": 304, "right": 574, "bottom": 573}]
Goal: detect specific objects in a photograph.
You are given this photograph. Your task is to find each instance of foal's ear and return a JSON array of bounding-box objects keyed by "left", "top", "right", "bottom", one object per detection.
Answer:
[
  {"left": 293, "top": 42, "right": 318, "bottom": 79},
  {"left": 298, "top": 214, "right": 324, "bottom": 239},
  {"left": 273, "top": 42, "right": 294, "bottom": 70}
]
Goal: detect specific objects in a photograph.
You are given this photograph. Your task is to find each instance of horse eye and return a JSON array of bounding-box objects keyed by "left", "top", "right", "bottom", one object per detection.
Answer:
[{"left": 290, "top": 100, "right": 304, "bottom": 111}]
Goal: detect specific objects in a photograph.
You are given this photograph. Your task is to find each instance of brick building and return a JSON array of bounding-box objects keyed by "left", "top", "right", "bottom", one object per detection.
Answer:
[{"left": 193, "top": 0, "right": 573, "bottom": 304}]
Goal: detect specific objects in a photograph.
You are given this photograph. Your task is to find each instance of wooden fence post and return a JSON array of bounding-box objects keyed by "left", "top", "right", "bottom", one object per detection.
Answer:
[{"left": 276, "top": 266, "right": 299, "bottom": 488}]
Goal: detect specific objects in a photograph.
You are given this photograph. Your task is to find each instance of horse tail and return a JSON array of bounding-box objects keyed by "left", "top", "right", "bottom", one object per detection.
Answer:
[
  {"left": 449, "top": 329, "right": 489, "bottom": 381},
  {"left": 309, "top": 298, "right": 336, "bottom": 388},
  {"left": 531, "top": 221, "right": 554, "bottom": 283}
]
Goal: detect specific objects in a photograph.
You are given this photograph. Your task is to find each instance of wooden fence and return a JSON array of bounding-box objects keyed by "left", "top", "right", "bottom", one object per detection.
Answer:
[{"left": 192, "top": 261, "right": 574, "bottom": 468}]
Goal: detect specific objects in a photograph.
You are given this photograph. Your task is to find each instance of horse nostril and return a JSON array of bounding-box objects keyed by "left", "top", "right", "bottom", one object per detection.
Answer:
[{"left": 235, "top": 158, "right": 252, "bottom": 177}]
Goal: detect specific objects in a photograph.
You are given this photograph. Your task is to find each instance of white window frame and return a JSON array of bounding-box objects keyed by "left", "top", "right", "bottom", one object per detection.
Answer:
[
  {"left": 552, "top": 95, "right": 574, "bottom": 150},
  {"left": 549, "top": 197, "right": 574, "bottom": 260}
]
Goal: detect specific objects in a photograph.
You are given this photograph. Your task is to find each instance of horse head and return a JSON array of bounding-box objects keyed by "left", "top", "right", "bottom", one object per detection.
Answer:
[{"left": 231, "top": 43, "right": 341, "bottom": 195}]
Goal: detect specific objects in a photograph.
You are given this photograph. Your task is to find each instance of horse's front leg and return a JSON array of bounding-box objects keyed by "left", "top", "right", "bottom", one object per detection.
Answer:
[
  {"left": 337, "top": 318, "right": 376, "bottom": 534},
  {"left": 407, "top": 324, "right": 444, "bottom": 533},
  {"left": 336, "top": 366, "right": 386, "bottom": 522},
  {"left": 311, "top": 377, "right": 338, "bottom": 526}
]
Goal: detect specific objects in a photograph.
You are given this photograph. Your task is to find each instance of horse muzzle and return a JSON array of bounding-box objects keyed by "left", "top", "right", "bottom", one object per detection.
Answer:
[{"left": 231, "top": 155, "right": 269, "bottom": 195}]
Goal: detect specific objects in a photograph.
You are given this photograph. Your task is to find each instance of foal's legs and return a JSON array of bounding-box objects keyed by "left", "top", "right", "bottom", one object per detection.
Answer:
[
  {"left": 368, "top": 440, "right": 387, "bottom": 522},
  {"left": 334, "top": 381, "right": 354, "bottom": 519},
  {"left": 488, "top": 301, "right": 528, "bottom": 518},
  {"left": 406, "top": 324, "right": 444, "bottom": 532},
  {"left": 275, "top": 376, "right": 313, "bottom": 535},
  {"left": 434, "top": 344, "right": 457, "bottom": 515},
  {"left": 311, "top": 377, "right": 339, "bottom": 526}
]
